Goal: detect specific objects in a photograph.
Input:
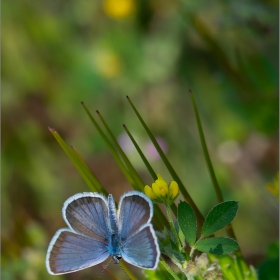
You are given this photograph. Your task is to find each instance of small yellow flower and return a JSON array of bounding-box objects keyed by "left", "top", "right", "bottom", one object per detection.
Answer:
[
  {"left": 152, "top": 179, "right": 168, "bottom": 198},
  {"left": 144, "top": 174, "right": 179, "bottom": 204},
  {"left": 168, "top": 181, "right": 179, "bottom": 199},
  {"left": 103, "top": 0, "right": 135, "bottom": 19},
  {"left": 144, "top": 185, "right": 157, "bottom": 200}
]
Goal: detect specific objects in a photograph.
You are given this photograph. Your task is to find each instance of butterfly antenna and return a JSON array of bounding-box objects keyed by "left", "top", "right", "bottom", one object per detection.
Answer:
[
  {"left": 98, "top": 258, "right": 113, "bottom": 279},
  {"left": 118, "top": 263, "right": 132, "bottom": 280}
]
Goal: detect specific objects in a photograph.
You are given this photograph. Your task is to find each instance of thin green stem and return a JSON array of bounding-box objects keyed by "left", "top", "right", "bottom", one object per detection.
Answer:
[
  {"left": 160, "top": 258, "right": 181, "bottom": 280},
  {"left": 189, "top": 91, "right": 240, "bottom": 247},
  {"left": 119, "top": 260, "right": 138, "bottom": 280},
  {"left": 49, "top": 128, "right": 106, "bottom": 194},
  {"left": 96, "top": 111, "right": 144, "bottom": 190},
  {"left": 166, "top": 204, "right": 182, "bottom": 251},
  {"left": 189, "top": 91, "right": 223, "bottom": 203},
  {"left": 81, "top": 104, "right": 177, "bottom": 233},
  {"left": 126, "top": 96, "right": 204, "bottom": 229},
  {"left": 123, "top": 124, "right": 157, "bottom": 180},
  {"left": 189, "top": 246, "right": 196, "bottom": 259},
  {"left": 81, "top": 102, "right": 136, "bottom": 188},
  {"left": 124, "top": 124, "right": 178, "bottom": 217},
  {"left": 70, "top": 145, "right": 104, "bottom": 193}
]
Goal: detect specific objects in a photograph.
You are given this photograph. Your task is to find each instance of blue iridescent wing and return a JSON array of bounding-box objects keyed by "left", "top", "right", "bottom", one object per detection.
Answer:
[
  {"left": 46, "top": 193, "right": 111, "bottom": 275},
  {"left": 118, "top": 191, "right": 153, "bottom": 239},
  {"left": 121, "top": 224, "right": 160, "bottom": 269},
  {"left": 46, "top": 229, "right": 110, "bottom": 274},
  {"left": 63, "top": 192, "right": 110, "bottom": 242}
]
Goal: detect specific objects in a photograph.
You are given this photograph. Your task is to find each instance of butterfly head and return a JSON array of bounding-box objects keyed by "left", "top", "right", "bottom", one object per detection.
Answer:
[{"left": 113, "top": 254, "right": 122, "bottom": 264}]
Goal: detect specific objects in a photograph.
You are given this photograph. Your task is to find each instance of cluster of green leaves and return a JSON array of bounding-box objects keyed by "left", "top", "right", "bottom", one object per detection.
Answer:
[
  {"left": 155, "top": 201, "right": 239, "bottom": 279},
  {"left": 178, "top": 201, "right": 239, "bottom": 256}
]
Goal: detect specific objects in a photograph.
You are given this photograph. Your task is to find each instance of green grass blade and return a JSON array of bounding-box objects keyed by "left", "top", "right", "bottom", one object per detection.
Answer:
[
  {"left": 95, "top": 111, "right": 170, "bottom": 229},
  {"left": 189, "top": 90, "right": 224, "bottom": 203},
  {"left": 126, "top": 96, "right": 204, "bottom": 229},
  {"left": 159, "top": 258, "right": 181, "bottom": 280},
  {"left": 49, "top": 128, "right": 105, "bottom": 194},
  {"left": 82, "top": 103, "right": 168, "bottom": 229},
  {"left": 189, "top": 91, "right": 239, "bottom": 243},
  {"left": 123, "top": 124, "right": 178, "bottom": 217},
  {"left": 96, "top": 110, "right": 144, "bottom": 191},
  {"left": 70, "top": 145, "right": 105, "bottom": 193},
  {"left": 81, "top": 102, "right": 136, "bottom": 188},
  {"left": 123, "top": 124, "right": 157, "bottom": 180}
]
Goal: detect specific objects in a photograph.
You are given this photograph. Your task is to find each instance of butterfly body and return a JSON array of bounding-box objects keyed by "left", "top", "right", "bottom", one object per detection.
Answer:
[{"left": 46, "top": 191, "right": 160, "bottom": 275}]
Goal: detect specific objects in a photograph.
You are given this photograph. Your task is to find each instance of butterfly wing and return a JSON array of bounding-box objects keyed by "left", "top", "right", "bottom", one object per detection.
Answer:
[
  {"left": 118, "top": 191, "right": 160, "bottom": 269},
  {"left": 118, "top": 191, "right": 153, "bottom": 240},
  {"left": 63, "top": 192, "right": 110, "bottom": 242},
  {"left": 46, "top": 229, "right": 110, "bottom": 274},
  {"left": 46, "top": 193, "right": 111, "bottom": 275},
  {"left": 121, "top": 225, "right": 160, "bottom": 269}
]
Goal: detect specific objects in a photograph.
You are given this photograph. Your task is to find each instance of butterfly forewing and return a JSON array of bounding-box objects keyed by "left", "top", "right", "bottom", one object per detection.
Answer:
[
  {"left": 118, "top": 191, "right": 153, "bottom": 240},
  {"left": 121, "top": 225, "right": 160, "bottom": 269},
  {"left": 46, "top": 229, "right": 110, "bottom": 274},
  {"left": 63, "top": 193, "right": 109, "bottom": 242}
]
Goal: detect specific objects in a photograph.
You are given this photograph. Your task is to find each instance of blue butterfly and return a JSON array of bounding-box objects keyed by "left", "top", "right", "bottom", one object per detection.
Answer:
[{"left": 46, "top": 191, "right": 160, "bottom": 275}]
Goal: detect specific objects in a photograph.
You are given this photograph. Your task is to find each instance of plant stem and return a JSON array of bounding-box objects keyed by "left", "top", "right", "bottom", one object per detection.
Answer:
[
  {"left": 166, "top": 204, "right": 183, "bottom": 251},
  {"left": 160, "top": 258, "right": 181, "bottom": 280},
  {"left": 119, "top": 260, "right": 137, "bottom": 280}
]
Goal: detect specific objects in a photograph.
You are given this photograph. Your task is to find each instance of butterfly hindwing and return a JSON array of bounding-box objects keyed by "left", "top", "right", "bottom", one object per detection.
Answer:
[
  {"left": 46, "top": 229, "right": 110, "bottom": 275},
  {"left": 118, "top": 191, "right": 160, "bottom": 269},
  {"left": 121, "top": 224, "right": 160, "bottom": 269}
]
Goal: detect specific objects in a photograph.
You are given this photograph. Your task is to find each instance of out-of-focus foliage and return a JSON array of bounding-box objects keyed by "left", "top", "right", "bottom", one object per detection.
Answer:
[{"left": 2, "top": 0, "right": 278, "bottom": 279}]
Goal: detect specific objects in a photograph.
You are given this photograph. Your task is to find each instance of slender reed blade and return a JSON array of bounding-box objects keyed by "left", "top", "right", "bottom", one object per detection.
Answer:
[
  {"left": 159, "top": 258, "right": 181, "bottom": 280},
  {"left": 70, "top": 145, "right": 105, "bottom": 193},
  {"left": 126, "top": 96, "right": 204, "bottom": 229},
  {"left": 123, "top": 124, "right": 178, "bottom": 217},
  {"left": 81, "top": 102, "right": 136, "bottom": 188},
  {"left": 189, "top": 90, "right": 223, "bottom": 202},
  {"left": 82, "top": 103, "right": 168, "bottom": 229},
  {"left": 95, "top": 111, "right": 169, "bottom": 229},
  {"left": 48, "top": 127, "right": 103, "bottom": 193},
  {"left": 189, "top": 90, "right": 238, "bottom": 243},
  {"left": 96, "top": 110, "right": 143, "bottom": 191}
]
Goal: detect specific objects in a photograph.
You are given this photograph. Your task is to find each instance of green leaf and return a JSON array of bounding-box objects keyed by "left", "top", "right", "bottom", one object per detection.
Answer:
[
  {"left": 178, "top": 201, "right": 197, "bottom": 245},
  {"left": 174, "top": 220, "right": 186, "bottom": 247},
  {"left": 196, "top": 237, "right": 238, "bottom": 255},
  {"left": 202, "top": 201, "right": 238, "bottom": 236}
]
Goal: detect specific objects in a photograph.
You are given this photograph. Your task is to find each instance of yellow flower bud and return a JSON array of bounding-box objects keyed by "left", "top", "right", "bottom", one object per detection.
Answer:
[
  {"left": 144, "top": 185, "right": 157, "bottom": 200},
  {"left": 168, "top": 181, "right": 179, "bottom": 199},
  {"left": 152, "top": 181, "right": 168, "bottom": 198}
]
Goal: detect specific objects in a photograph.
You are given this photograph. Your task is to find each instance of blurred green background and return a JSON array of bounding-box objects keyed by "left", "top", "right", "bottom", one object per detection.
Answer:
[{"left": 2, "top": 0, "right": 279, "bottom": 279}]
